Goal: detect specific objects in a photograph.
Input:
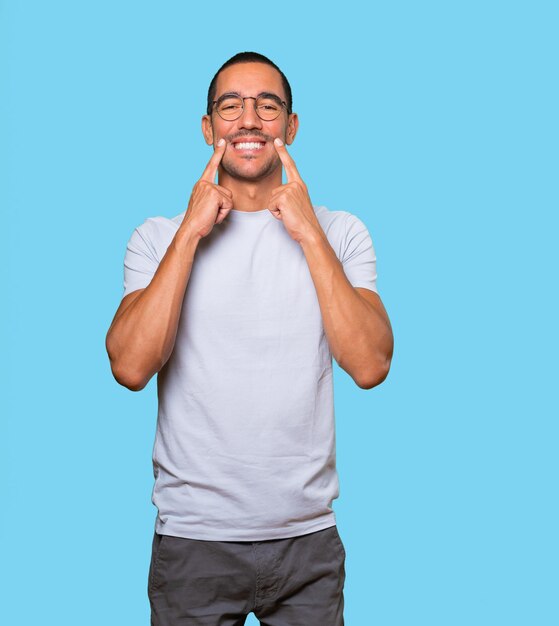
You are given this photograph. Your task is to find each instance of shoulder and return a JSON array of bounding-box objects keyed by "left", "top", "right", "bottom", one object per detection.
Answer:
[
  {"left": 134, "top": 211, "right": 184, "bottom": 238},
  {"left": 314, "top": 205, "right": 368, "bottom": 233},
  {"left": 128, "top": 212, "right": 184, "bottom": 258},
  {"left": 313, "top": 205, "right": 372, "bottom": 254},
  {"left": 313, "top": 206, "right": 378, "bottom": 291}
]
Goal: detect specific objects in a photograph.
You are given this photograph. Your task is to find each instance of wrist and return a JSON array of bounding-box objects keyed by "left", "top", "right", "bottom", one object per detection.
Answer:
[
  {"left": 298, "top": 222, "right": 328, "bottom": 248},
  {"left": 175, "top": 217, "right": 203, "bottom": 250}
]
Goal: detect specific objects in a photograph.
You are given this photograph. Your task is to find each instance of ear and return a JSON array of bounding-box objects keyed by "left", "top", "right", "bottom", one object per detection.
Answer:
[
  {"left": 202, "top": 115, "right": 214, "bottom": 145},
  {"left": 285, "top": 113, "right": 299, "bottom": 146}
]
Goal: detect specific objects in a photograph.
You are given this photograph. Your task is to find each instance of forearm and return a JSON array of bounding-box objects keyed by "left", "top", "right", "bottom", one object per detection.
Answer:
[
  {"left": 106, "top": 220, "right": 201, "bottom": 390},
  {"left": 300, "top": 229, "right": 393, "bottom": 388}
]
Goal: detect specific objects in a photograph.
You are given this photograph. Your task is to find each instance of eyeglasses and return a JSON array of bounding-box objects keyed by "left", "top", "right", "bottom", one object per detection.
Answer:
[{"left": 212, "top": 93, "right": 289, "bottom": 121}]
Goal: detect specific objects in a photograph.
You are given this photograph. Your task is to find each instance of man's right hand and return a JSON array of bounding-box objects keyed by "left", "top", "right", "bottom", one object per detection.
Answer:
[{"left": 182, "top": 138, "right": 233, "bottom": 239}]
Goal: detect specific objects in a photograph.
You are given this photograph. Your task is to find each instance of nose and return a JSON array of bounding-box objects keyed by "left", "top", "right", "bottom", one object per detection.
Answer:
[{"left": 238, "top": 98, "right": 263, "bottom": 130}]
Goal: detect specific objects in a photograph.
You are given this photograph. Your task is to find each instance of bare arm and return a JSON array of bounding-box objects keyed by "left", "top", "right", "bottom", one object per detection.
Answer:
[
  {"left": 269, "top": 138, "right": 393, "bottom": 390},
  {"left": 300, "top": 231, "right": 394, "bottom": 389},
  {"left": 106, "top": 139, "right": 232, "bottom": 391},
  {"left": 106, "top": 224, "right": 201, "bottom": 390}
]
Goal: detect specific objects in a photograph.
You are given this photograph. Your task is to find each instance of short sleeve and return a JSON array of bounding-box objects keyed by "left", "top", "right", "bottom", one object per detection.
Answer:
[
  {"left": 340, "top": 213, "right": 379, "bottom": 293},
  {"left": 122, "top": 222, "right": 160, "bottom": 297}
]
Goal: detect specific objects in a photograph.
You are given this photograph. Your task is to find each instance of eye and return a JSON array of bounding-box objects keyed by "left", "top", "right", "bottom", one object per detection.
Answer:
[
  {"left": 218, "top": 97, "right": 243, "bottom": 111},
  {"left": 257, "top": 100, "right": 280, "bottom": 111}
]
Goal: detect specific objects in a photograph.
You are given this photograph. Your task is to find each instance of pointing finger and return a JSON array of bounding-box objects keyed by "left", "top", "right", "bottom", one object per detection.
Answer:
[
  {"left": 200, "top": 138, "right": 226, "bottom": 183},
  {"left": 273, "top": 137, "right": 302, "bottom": 184},
  {"left": 214, "top": 184, "right": 233, "bottom": 198}
]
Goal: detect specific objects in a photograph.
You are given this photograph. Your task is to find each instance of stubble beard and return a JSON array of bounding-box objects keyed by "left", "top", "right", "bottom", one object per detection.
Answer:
[{"left": 220, "top": 149, "right": 282, "bottom": 182}]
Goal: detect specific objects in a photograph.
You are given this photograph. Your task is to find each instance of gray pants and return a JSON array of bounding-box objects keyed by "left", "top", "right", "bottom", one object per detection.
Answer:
[{"left": 148, "top": 525, "right": 346, "bottom": 625}]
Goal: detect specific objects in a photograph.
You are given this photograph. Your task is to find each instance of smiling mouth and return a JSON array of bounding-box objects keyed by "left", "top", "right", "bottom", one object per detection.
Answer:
[{"left": 232, "top": 141, "right": 266, "bottom": 151}]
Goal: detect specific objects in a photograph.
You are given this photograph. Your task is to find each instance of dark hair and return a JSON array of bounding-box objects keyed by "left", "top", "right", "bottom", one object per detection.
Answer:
[{"left": 206, "top": 52, "right": 292, "bottom": 116}]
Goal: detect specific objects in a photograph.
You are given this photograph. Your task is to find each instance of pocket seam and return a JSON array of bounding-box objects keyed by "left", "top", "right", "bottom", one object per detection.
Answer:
[
  {"left": 149, "top": 533, "right": 166, "bottom": 591},
  {"left": 332, "top": 527, "right": 346, "bottom": 559}
]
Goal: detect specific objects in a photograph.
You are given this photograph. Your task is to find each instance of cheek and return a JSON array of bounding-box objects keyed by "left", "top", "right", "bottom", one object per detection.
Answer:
[
  {"left": 209, "top": 120, "right": 231, "bottom": 143},
  {"left": 266, "top": 122, "right": 288, "bottom": 141}
]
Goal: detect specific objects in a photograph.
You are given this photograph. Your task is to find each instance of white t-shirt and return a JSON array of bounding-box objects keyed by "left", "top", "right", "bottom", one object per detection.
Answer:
[{"left": 123, "top": 205, "right": 378, "bottom": 541}]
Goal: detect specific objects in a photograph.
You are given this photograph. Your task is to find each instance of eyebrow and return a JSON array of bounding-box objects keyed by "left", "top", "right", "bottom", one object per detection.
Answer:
[{"left": 217, "top": 91, "right": 283, "bottom": 101}]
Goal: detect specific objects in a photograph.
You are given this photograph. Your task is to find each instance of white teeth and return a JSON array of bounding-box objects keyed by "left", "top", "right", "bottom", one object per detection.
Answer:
[{"left": 233, "top": 142, "right": 265, "bottom": 150}]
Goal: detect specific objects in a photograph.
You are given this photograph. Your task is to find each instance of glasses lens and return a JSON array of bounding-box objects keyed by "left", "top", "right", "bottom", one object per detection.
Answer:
[
  {"left": 216, "top": 96, "right": 243, "bottom": 120},
  {"left": 256, "top": 96, "right": 282, "bottom": 120}
]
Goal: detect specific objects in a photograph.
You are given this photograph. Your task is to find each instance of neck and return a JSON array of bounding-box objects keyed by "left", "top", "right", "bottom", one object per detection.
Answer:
[{"left": 217, "top": 167, "right": 283, "bottom": 213}]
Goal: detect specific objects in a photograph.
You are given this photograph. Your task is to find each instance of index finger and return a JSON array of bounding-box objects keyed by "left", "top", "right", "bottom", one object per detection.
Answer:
[
  {"left": 200, "top": 138, "right": 226, "bottom": 183},
  {"left": 273, "top": 138, "right": 302, "bottom": 184}
]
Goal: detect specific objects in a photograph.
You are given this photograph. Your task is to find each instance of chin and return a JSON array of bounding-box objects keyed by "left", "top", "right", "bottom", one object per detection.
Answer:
[{"left": 221, "top": 155, "right": 280, "bottom": 182}]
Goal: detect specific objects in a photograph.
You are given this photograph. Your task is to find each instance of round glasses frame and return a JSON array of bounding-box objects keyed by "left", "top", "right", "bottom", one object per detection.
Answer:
[{"left": 211, "top": 95, "right": 289, "bottom": 122}]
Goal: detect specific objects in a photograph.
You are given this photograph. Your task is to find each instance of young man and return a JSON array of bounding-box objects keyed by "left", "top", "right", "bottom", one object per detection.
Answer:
[{"left": 106, "top": 52, "right": 393, "bottom": 626}]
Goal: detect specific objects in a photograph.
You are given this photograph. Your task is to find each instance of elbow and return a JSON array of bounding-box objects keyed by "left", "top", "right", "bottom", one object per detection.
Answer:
[
  {"left": 356, "top": 334, "right": 395, "bottom": 390},
  {"left": 354, "top": 357, "right": 392, "bottom": 390},
  {"left": 110, "top": 361, "right": 151, "bottom": 392},
  {"left": 116, "top": 370, "right": 149, "bottom": 392},
  {"left": 106, "top": 336, "right": 151, "bottom": 392}
]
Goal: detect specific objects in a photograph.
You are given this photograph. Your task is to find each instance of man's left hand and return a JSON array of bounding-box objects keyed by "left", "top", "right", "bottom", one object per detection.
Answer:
[{"left": 268, "top": 138, "right": 323, "bottom": 244}]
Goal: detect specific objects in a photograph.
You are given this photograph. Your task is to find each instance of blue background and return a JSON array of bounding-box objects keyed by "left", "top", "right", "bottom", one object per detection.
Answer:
[{"left": 2, "top": 1, "right": 557, "bottom": 624}]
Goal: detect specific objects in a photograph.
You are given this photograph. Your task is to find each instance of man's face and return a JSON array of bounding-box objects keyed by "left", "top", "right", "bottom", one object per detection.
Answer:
[{"left": 202, "top": 62, "right": 298, "bottom": 182}]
